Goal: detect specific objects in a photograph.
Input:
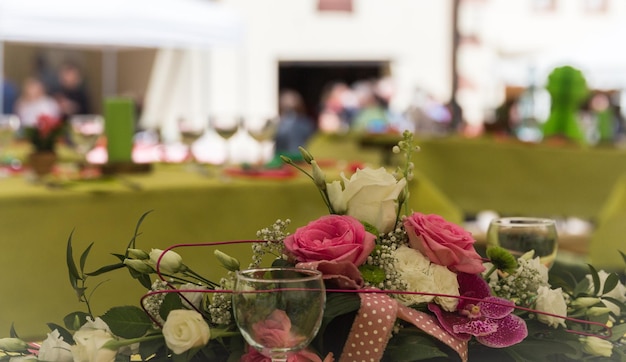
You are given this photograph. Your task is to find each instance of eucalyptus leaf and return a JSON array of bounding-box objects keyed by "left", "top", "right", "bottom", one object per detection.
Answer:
[{"left": 101, "top": 306, "right": 152, "bottom": 339}]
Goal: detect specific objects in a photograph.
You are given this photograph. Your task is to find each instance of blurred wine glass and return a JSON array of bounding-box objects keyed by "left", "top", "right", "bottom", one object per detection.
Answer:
[
  {"left": 0, "top": 114, "right": 20, "bottom": 175},
  {"left": 211, "top": 115, "right": 241, "bottom": 165},
  {"left": 248, "top": 116, "right": 279, "bottom": 164},
  {"left": 69, "top": 114, "right": 104, "bottom": 166},
  {"left": 486, "top": 217, "right": 558, "bottom": 269},
  {"left": 178, "top": 118, "right": 205, "bottom": 161}
]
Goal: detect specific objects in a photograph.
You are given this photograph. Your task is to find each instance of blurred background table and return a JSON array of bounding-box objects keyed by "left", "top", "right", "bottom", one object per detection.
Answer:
[{"left": 0, "top": 154, "right": 460, "bottom": 340}]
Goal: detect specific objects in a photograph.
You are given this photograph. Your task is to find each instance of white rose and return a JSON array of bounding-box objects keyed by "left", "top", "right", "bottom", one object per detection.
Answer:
[
  {"left": 71, "top": 329, "right": 117, "bottom": 362},
  {"left": 535, "top": 286, "right": 567, "bottom": 328},
  {"left": 586, "top": 270, "right": 626, "bottom": 316},
  {"left": 327, "top": 167, "right": 406, "bottom": 234},
  {"left": 393, "top": 246, "right": 459, "bottom": 311},
  {"left": 581, "top": 336, "right": 613, "bottom": 357},
  {"left": 149, "top": 249, "right": 184, "bottom": 273},
  {"left": 162, "top": 310, "right": 211, "bottom": 355},
  {"left": 179, "top": 283, "right": 209, "bottom": 309},
  {"left": 38, "top": 329, "right": 73, "bottom": 362}
]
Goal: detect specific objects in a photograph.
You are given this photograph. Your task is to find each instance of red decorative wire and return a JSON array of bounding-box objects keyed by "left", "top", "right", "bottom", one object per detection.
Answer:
[{"left": 145, "top": 240, "right": 614, "bottom": 340}]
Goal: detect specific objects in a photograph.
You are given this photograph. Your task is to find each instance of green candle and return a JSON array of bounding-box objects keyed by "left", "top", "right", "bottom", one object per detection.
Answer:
[{"left": 105, "top": 98, "right": 135, "bottom": 163}]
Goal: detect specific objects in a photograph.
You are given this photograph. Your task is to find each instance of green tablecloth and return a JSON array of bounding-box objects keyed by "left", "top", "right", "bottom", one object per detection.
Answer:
[
  {"left": 414, "top": 137, "right": 626, "bottom": 219},
  {"left": 590, "top": 174, "right": 626, "bottom": 271},
  {"left": 0, "top": 159, "right": 460, "bottom": 340}
]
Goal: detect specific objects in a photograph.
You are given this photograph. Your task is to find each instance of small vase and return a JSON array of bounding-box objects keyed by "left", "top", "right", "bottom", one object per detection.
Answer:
[{"left": 28, "top": 151, "right": 57, "bottom": 177}]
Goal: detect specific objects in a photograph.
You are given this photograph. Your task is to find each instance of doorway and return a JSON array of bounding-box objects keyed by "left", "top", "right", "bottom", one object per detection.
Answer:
[{"left": 278, "top": 60, "right": 389, "bottom": 120}]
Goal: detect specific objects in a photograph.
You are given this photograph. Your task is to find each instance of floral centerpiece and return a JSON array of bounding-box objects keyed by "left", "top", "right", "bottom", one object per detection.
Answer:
[
  {"left": 24, "top": 114, "right": 64, "bottom": 176},
  {"left": 24, "top": 114, "right": 64, "bottom": 153},
  {"left": 1, "top": 131, "right": 625, "bottom": 362}
]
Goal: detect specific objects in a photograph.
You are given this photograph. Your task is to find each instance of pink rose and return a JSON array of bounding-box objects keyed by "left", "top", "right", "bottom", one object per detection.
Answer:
[
  {"left": 404, "top": 213, "right": 485, "bottom": 274},
  {"left": 284, "top": 215, "right": 376, "bottom": 266},
  {"left": 251, "top": 310, "right": 304, "bottom": 349}
]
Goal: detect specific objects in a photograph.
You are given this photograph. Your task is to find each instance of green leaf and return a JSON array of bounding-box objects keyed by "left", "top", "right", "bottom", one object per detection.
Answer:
[
  {"left": 63, "top": 311, "right": 90, "bottom": 330},
  {"left": 101, "top": 306, "right": 152, "bottom": 339},
  {"left": 359, "top": 264, "right": 386, "bottom": 285},
  {"left": 127, "top": 210, "right": 153, "bottom": 251},
  {"left": 620, "top": 250, "right": 626, "bottom": 265},
  {"left": 271, "top": 258, "right": 293, "bottom": 268},
  {"left": 383, "top": 327, "right": 449, "bottom": 361},
  {"left": 313, "top": 293, "right": 360, "bottom": 355},
  {"left": 85, "top": 262, "right": 125, "bottom": 277},
  {"left": 138, "top": 335, "right": 166, "bottom": 361},
  {"left": 66, "top": 231, "right": 82, "bottom": 289},
  {"left": 159, "top": 292, "right": 185, "bottom": 321},
  {"left": 574, "top": 277, "right": 591, "bottom": 298},
  {"left": 362, "top": 221, "right": 379, "bottom": 237},
  {"left": 46, "top": 322, "right": 74, "bottom": 345},
  {"left": 588, "top": 264, "right": 601, "bottom": 296},
  {"left": 602, "top": 272, "right": 620, "bottom": 295},
  {"left": 505, "top": 337, "right": 577, "bottom": 361},
  {"left": 79, "top": 242, "right": 94, "bottom": 274},
  {"left": 9, "top": 324, "right": 18, "bottom": 339}
]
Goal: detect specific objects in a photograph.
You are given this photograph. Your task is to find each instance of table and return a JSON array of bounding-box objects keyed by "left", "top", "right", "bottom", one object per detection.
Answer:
[
  {"left": 354, "top": 133, "right": 626, "bottom": 219},
  {"left": 589, "top": 174, "right": 626, "bottom": 270},
  {"left": 0, "top": 158, "right": 461, "bottom": 340}
]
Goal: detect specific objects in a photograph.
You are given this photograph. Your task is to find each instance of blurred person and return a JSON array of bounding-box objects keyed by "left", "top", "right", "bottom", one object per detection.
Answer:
[
  {"left": 15, "top": 77, "right": 61, "bottom": 131},
  {"left": 318, "top": 81, "right": 355, "bottom": 133},
  {"left": 2, "top": 73, "right": 18, "bottom": 114},
  {"left": 375, "top": 77, "right": 413, "bottom": 133},
  {"left": 351, "top": 80, "right": 389, "bottom": 133},
  {"left": 52, "top": 61, "right": 91, "bottom": 120},
  {"left": 274, "top": 89, "right": 317, "bottom": 156}
]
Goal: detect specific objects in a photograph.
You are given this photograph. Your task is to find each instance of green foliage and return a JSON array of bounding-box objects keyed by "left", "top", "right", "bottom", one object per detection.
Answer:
[
  {"left": 383, "top": 327, "right": 450, "bottom": 361},
  {"left": 159, "top": 293, "right": 185, "bottom": 321},
  {"left": 100, "top": 306, "right": 153, "bottom": 339},
  {"left": 359, "top": 264, "right": 386, "bottom": 284}
]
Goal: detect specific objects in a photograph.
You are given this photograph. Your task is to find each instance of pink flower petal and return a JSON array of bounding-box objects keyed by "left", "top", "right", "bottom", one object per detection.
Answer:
[
  {"left": 476, "top": 314, "right": 528, "bottom": 348},
  {"left": 479, "top": 297, "right": 515, "bottom": 320},
  {"left": 453, "top": 319, "right": 498, "bottom": 337}
]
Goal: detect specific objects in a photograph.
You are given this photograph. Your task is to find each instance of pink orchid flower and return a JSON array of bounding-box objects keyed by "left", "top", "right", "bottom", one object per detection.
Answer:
[{"left": 428, "top": 273, "right": 528, "bottom": 348}]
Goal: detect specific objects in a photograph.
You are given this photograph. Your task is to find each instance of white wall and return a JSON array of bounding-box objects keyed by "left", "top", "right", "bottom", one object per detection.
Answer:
[{"left": 209, "top": 0, "right": 453, "bottom": 123}]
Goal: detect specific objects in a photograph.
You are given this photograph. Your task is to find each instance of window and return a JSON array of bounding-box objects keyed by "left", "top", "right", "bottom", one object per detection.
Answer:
[{"left": 318, "top": 0, "right": 353, "bottom": 13}]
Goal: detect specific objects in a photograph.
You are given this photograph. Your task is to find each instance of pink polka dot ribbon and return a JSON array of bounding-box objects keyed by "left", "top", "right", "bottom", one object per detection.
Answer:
[
  {"left": 339, "top": 291, "right": 468, "bottom": 362},
  {"left": 340, "top": 292, "right": 398, "bottom": 362}
]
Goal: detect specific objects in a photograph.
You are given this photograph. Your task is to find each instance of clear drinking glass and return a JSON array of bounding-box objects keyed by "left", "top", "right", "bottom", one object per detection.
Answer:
[
  {"left": 233, "top": 268, "right": 325, "bottom": 362},
  {"left": 69, "top": 115, "right": 104, "bottom": 165},
  {"left": 486, "top": 217, "right": 558, "bottom": 268}
]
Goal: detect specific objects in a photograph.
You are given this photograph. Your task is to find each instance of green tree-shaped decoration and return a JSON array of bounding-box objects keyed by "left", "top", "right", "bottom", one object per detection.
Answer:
[{"left": 542, "top": 65, "right": 589, "bottom": 143}]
